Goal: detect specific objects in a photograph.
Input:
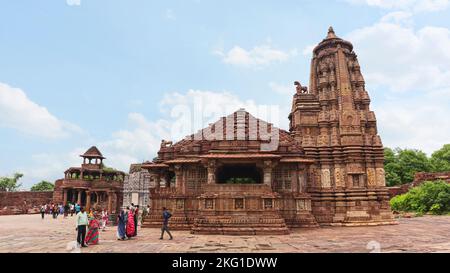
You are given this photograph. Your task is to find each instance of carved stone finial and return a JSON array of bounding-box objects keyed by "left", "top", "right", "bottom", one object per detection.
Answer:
[{"left": 326, "top": 26, "right": 337, "bottom": 39}]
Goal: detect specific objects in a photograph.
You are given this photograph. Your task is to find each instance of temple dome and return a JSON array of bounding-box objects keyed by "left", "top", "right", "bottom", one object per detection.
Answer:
[
  {"left": 313, "top": 26, "right": 353, "bottom": 55},
  {"left": 80, "top": 146, "right": 105, "bottom": 159}
]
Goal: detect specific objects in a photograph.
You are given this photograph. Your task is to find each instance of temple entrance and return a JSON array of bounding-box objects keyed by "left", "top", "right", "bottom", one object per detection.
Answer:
[{"left": 216, "top": 164, "right": 263, "bottom": 184}]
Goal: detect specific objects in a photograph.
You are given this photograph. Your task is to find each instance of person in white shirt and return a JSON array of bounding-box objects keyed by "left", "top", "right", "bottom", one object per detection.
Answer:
[{"left": 75, "top": 207, "right": 89, "bottom": 247}]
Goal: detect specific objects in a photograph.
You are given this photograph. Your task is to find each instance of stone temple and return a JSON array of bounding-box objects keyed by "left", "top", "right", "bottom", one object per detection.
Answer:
[
  {"left": 122, "top": 163, "right": 151, "bottom": 208},
  {"left": 53, "top": 146, "right": 125, "bottom": 214},
  {"left": 141, "top": 27, "right": 396, "bottom": 235}
]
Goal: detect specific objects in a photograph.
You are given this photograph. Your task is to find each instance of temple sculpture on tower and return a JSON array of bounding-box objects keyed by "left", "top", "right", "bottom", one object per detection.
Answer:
[{"left": 141, "top": 27, "right": 396, "bottom": 235}]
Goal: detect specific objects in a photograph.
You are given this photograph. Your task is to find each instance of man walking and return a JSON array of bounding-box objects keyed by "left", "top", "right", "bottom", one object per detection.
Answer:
[
  {"left": 75, "top": 207, "right": 89, "bottom": 247},
  {"left": 160, "top": 207, "right": 173, "bottom": 240},
  {"left": 40, "top": 204, "right": 45, "bottom": 220}
]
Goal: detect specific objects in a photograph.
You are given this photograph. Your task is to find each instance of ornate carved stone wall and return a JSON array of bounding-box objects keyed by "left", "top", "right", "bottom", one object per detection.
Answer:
[{"left": 122, "top": 163, "right": 151, "bottom": 207}]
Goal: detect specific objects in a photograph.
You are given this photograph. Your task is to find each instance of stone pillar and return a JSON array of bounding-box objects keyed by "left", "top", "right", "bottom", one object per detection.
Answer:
[
  {"left": 71, "top": 190, "right": 76, "bottom": 203},
  {"left": 77, "top": 190, "right": 82, "bottom": 205},
  {"left": 86, "top": 191, "right": 91, "bottom": 211},
  {"left": 292, "top": 167, "right": 299, "bottom": 193},
  {"left": 174, "top": 165, "right": 184, "bottom": 194},
  {"left": 63, "top": 189, "right": 68, "bottom": 205},
  {"left": 207, "top": 160, "right": 216, "bottom": 185},
  {"left": 94, "top": 192, "right": 99, "bottom": 207},
  {"left": 263, "top": 161, "right": 273, "bottom": 187},
  {"left": 155, "top": 172, "right": 161, "bottom": 190},
  {"left": 107, "top": 191, "right": 113, "bottom": 214}
]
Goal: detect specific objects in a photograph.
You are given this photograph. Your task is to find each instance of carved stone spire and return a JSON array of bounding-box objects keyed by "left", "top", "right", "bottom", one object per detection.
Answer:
[{"left": 326, "top": 26, "right": 337, "bottom": 39}]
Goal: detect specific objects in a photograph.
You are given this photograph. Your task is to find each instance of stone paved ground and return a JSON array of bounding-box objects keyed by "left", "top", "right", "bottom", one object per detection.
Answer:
[{"left": 0, "top": 214, "right": 449, "bottom": 253}]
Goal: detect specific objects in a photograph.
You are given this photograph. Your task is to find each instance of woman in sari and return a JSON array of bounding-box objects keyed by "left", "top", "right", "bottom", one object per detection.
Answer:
[
  {"left": 85, "top": 212, "right": 100, "bottom": 245},
  {"left": 126, "top": 207, "right": 135, "bottom": 238},
  {"left": 117, "top": 209, "right": 127, "bottom": 240},
  {"left": 101, "top": 209, "right": 108, "bottom": 231},
  {"left": 133, "top": 206, "right": 139, "bottom": 237}
]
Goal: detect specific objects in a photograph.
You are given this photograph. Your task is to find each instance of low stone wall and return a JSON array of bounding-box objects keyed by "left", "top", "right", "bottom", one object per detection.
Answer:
[
  {"left": 388, "top": 172, "right": 450, "bottom": 198},
  {"left": 0, "top": 191, "right": 54, "bottom": 215},
  {"left": 413, "top": 172, "right": 450, "bottom": 185}
]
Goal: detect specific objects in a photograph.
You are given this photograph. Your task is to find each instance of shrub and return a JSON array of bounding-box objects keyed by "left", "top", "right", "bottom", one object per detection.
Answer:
[{"left": 390, "top": 181, "right": 450, "bottom": 215}]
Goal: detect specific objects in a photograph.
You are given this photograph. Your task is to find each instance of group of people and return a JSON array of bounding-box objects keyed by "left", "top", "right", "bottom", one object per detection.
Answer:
[
  {"left": 116, "top": 203, "right": 141, "bottom": 240},
  {"left": 40, "top": 202, "right": 81, "bottom": 219},
  {"left": 116, "top": 204, "right": 172, "bottom": 240},
  {"left": 42, "top": 201, "right": 173, "bottom": 247},
  {"left": 75, "top": 207, "right": 109, "bottom": 248}
]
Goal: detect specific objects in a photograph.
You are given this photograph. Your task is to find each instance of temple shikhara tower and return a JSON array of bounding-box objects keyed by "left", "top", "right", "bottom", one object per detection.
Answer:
[{"left": 141, "top": 27, "right": 395, "bottom": 234}]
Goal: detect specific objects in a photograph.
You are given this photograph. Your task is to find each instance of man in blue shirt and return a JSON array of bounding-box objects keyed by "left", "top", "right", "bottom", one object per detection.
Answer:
[{"left": 160, "top": 207, "right": 173, "bottom": 240}]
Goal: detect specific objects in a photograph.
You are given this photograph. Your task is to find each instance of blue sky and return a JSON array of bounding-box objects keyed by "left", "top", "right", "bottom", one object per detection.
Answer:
[{"left": 1, "top": 0, "right": 450, "bottom": 189}]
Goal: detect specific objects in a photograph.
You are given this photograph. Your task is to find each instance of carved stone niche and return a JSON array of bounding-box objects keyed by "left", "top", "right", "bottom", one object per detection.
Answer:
[
  {"left": 366, "top": 168, "right": 377, "bottom": 187},
  {"left": 334, "top": 167, "right": 345, "bottom": 188},
  {"left": 234, "top": 198, "right": 244, "bottom": 210},
  {"left": 176, "top": 199, "right": 185, "bottom": 210},
  {"left": 296, "top": 199, "right": 311, "bottom": 211},
  {"left": 263, "top": 198, "right": 274, "bottom": 210},
  {"left": 204, "top": 198, "right": 214, "bottom": 210},
  {"left": 376, "top": 168, "right": 386, "bottom": 187},
  {"left": 321, "top": 168, "right": 331, "bottom": 188}
]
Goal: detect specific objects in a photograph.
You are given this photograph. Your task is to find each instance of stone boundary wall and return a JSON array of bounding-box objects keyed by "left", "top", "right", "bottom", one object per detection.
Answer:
[
  {"left": 388, "top": 172, "right": 450, "bottom": 198},
  {"left": 0, "top": 191, "right": 53, "bottom": 216}
]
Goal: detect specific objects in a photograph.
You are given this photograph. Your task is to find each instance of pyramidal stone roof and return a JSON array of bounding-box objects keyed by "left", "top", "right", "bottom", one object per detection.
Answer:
[
  {"left": 165, "top": 109, "right": 303, "bottom": 154},
  {"left": 80, "top": 146, "right": 105, "bottom": 159}
]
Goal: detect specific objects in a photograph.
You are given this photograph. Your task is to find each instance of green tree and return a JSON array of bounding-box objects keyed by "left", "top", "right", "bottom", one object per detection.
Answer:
[
  {"left": 0, "top": 173, "right": 23, "bottom": 192},
  {"left": 397, "top": 148, "right": 431, "bottom": 183},
  {"left": 30, "top": 181, "right": 54, "bottom": 191},
  {"left": 430, "top": 144, "right": 450, "bottom": 172},
  {"left": 384, "top": 148, "right": 431, "bottom": 186},
  {"left": 384, "top": 148, "right": 402, "bottom": 186},
  {"left": 390, "top": 181, "right": 450, "bottom": 215}
]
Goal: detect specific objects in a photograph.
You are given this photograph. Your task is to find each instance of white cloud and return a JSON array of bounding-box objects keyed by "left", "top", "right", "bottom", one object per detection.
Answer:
[
  {"left": 347, "top": 23, "right": 450, "bottom": 92},
  {"left": 379, "top": 11, "right": 414, "bottom": 26},
  {"left": 214, "top": 45, "right": 295, "bottom": 68},
  {"left": 269, "top": 82, "right": 295, "bottom": 95},
  {"left": 346, "top": 0, "right": 450, "bottom": 12},
  {"left": 66, "top": 0, "right": 81, "bottom": 6},
  {"left": 375, "top": 94, "right": 450, "bottom": 154},
  {"left": 0, "top": 82, "right": 82, "bottom": 139},
  {"left": 12, "top": 89, "right": 273, "bottom": 188},
  {"left": 165, "top": 9, "right": 176, "bottom": 20},
  {"left": 100, "top": 113, "right": 171, "bottom": 168},
  {"left": 97, "top": 90, "right": 271, "bottom": 172}
]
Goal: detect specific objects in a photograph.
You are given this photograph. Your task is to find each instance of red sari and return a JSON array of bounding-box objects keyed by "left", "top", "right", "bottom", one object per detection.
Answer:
[
  {"left": 85, "top": 217, "right": 100, "bottom": 245},
  {"left": 126, "top": 210, "right": 135, "bottom": 238}
]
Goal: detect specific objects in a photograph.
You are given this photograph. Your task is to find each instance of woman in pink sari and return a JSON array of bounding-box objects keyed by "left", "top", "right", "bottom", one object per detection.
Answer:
[
  {"left": 85, "top": 212, "right": 100, "bottom": 245},
  {"left": 126, "top": 207, "right": 135, "bottom": 238}
]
